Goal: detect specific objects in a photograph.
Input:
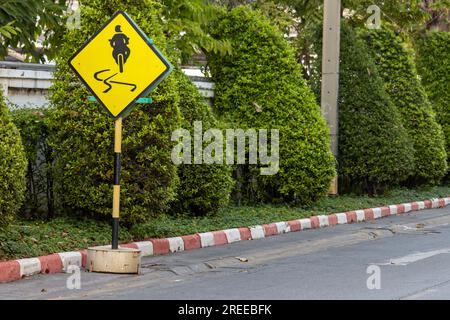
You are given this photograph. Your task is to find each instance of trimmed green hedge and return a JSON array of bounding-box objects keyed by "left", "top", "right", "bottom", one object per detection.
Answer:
[
  {"left": 171, "top": 69, "right": 234, "bottom": 215},
  {"left": 48, "top": 0, "right": 182, "bottom": 226},
  {"left": 415, "top": 31, "right": 450, "bottom": 169},
  {"left": 11, "top": 107, "right": 55, "bottom": 218},
  {"left": 0, "top": 90, "right": 27, "bottom": 225},
  {"left": 312, "top": 22, "right": 415, "bottom": 194},
  {"left": 362, "top": 26, "right": 447, "bottom": 185},
  {"left": 207, "top": 6, "right": 336, "bottom": 204}
]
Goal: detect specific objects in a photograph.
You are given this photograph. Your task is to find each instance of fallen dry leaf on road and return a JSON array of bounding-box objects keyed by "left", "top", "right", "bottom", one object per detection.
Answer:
[{"left": 235, "top": 257, "right": 249, "bottom": 262}]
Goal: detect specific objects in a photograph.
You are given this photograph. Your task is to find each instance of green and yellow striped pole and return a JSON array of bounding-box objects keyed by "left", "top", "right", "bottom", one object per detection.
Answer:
[{"left": 112, "top": 117, "right": 122, "bottom": 249}]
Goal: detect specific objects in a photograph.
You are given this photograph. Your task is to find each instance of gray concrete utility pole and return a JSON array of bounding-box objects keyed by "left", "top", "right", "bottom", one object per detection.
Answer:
[{"left": 320, "top": 0, "right": 341, "bottom": 195}]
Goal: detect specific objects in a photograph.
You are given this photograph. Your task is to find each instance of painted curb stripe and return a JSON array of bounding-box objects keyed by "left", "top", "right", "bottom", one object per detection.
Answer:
[
  {"left": 355, "top": 210, "right": 365, "bottom": 222},
  {"left": 263, "top": 224, "right": 278, "bottom": 236},
  {"left": 223, "top": 229, "right": 241, "bottom": 243},
  {"left": 287, "top": 220, "right": 301, "bottom": 232},
  {"left": 310, "top": 216, "right": 320, "bottom": 229},
  {"left": 0, "top": 261, "right": 20, "bottom": 282},
  {"left": 431, "top": 199, "right": 441, "bottom": 208},
  {"left": 79, "top": 250, "right": 87, "bottom": 268},
  {"left": 417, "top": 201, "right": 425, "bottom": 210},
  {"left": 238, "top": 228, "right": 252, "bottom": 241},
  {"left": 249, "top": 226, "right": 265, "bottom": 240},
  {"left": 335, "top": 213, "right": 348, "bottom": 224},
  {"left": 318, "top": 215, "right": 329, "bottom": 228},
  {"left": 212, "top": 231, "right": 228, "bottom": 246},
  {"left": 363, "top": 208, "right": 374, "bottom": 221},
  {"left": 149, "top": 238, "right": 170, "bottom": 255},
  {"left": 134, "top": 241, "right": 154, "bottom": 256},
  {"left": 198, "top": 232, "right": 215, "bottom": 248},
  {"left": 381, "top": 207, "right": 390, "bottom": 217},
  {"left": 120, "top": 243, "right": 139, "bottom": 249},
  {"left": 275, "top": 222, "right": 290, "bottom": 234},
  {"left": 58, "top": 252, "right": 82, "bottom": 272},
  {"left": 167, "top": 237, "right": 184, "bottom": 253},
  {"left": 396, "top": 204, "right": 405, "bottom": 214},
  {"left": 346, "top": 211, "right": 357, "bottom": 223},
  {"left": 299, "top": 218, "right": 312, "bottom": 230},
  {"left": 181, "top": 235, "right": 201, "bottom": 251},
  {"left": 328, "top": 214, "right": 338, "bottom": 226},
  {"left": 388, "top": 205, "right": 397, "bottom": 215},
  {"left": 38, "top": 254, "right": 63, "bottom": 274},
  {"left": 404, "top": 203, "right": 412, "bottom": 213},
  {"left": 17, "top": 258, "right": 41, "bottom": 277},
  {"left": 372, "top": 208, "right": 382, "bottom": 219}
]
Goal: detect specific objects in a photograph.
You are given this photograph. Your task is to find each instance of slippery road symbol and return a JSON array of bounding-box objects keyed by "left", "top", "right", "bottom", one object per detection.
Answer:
[{"left": 94, "top": 69, "right": 137, "bottom": 93}]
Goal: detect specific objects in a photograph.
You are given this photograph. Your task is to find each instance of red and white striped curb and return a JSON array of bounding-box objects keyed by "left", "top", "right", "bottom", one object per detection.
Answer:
[{"left": 1, "top": 197, "right": 449, "bottom": 283}]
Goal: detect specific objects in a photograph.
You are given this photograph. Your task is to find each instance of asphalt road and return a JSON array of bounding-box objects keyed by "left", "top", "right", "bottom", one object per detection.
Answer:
[{"left": 2, "top": 206, "right": 450, "bottom": 300}]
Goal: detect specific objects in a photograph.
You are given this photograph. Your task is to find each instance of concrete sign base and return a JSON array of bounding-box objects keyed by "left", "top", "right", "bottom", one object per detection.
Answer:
[{"left": 87, "top": 245, "right": 141, "bottom": 274}]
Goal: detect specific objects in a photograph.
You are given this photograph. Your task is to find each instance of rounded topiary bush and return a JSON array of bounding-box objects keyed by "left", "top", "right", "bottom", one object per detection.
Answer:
[
  {"left": 171, "top": 69, "right": 234, "bottom": 215},
  {"left": 207, "top": 6, "right": 336, "bottom": 204},
  {"left": 312, "top": 22, "right": 415, "bottom": 194},
  {"left": 362, "top": 25, "right": 447, "bottom": 185},
  {"left": 415, "top": 31, "right": 450, "bottom": 169},
  {"left": 0, "top": 89, "right": 27, "bottom": 225},
  {"left": 48, "top": 0, "right": 181, "bottom": 226}
]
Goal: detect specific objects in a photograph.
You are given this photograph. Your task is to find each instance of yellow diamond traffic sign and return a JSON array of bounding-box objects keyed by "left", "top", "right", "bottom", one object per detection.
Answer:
[{"left": 69, "top": 11, "right": 172, "bottom": 119}]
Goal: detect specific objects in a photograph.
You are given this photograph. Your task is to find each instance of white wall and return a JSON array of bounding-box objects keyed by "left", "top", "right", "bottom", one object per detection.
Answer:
[
  {"left": 0, "top": 62, "right": 214, "bottom": 108},
  {"left": 0, "top": 64, "right": 53, "bottom": 108}
]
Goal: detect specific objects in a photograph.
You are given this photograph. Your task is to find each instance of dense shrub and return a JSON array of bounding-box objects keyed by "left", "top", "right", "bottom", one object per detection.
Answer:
[
  {"left": 362, "top": 26, "right": 447, "bottom": 185},
  {"left": 11, "top": 107, "right": 55, "bottom": 218},
  {"left": 312, "top": 22, "right": 415, "bottom": 194},
  {"left": 415, "top": 31, "right": 450, "bottom": 168},
  {"left": 207, "top": 6, "right": 336, "bottom": 204},
  {"left": 171, "top": 69, "right": 234, "bottom": 215},
  {"left": 48, "top": 0, "right": 182, "bottom": 226},
  {"left": 0, "top": 90, "right": 27, "bottom": 225}
]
